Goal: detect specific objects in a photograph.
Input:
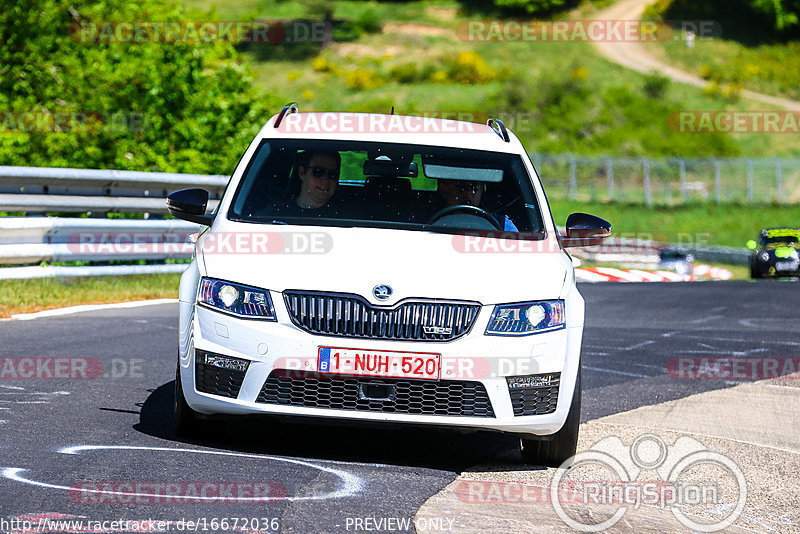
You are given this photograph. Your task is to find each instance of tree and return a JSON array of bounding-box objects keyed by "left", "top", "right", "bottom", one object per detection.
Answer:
[
  {"left": 457, "top": 0, "right": 579, "bottom": 17},
  {"left": 750, "top": 0, "right": 800, "bottom": 30},
  {"left": 0, "top": 0, "right": 281, "bottom": 173}
]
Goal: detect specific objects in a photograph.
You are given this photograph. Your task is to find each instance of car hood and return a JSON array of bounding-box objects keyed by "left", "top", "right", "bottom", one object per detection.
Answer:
[{"left": 198, "top": 221, "right": 569, "bottom": 305}]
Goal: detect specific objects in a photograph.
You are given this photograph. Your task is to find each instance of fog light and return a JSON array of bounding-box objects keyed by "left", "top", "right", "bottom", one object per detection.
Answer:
[
  {"left": 506, "top": 373, "right": 559, "bottom": 389},
  {"left": 197, "top": 351, "right": 249, "bottom": 372}
]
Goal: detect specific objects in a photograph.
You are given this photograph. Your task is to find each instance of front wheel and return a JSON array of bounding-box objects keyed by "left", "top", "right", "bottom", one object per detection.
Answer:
[
  {"left": 174, "top": 364, "right": 203, "bottom": 438},
  {"left": 520, "top": 365, "right": 581, "bottom": 467}
]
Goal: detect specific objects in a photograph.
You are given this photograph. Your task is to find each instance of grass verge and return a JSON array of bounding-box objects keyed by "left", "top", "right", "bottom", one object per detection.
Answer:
[
  {"left": 0, "top": 274, "right": 180, "bottom": 318},
  {"left": 184, "top": 0, "right": 800, "bottom": 158},
  {"left": 549, "top": 199, "right": 800, "bottom": 248}
]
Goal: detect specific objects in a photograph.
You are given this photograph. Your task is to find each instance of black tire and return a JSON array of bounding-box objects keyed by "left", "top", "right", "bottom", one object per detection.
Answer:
[
  {"left": 174, "top": 364, "right": 203, "bottom": 438},
  {"left": 520, "top": 364, "right": 581, "bottom": 468},
  {"left": 750, "top": 263, "right": 760, "bottom": 279}
]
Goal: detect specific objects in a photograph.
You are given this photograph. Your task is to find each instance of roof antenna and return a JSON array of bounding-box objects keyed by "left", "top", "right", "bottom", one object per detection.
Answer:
[{"left": 390, "top": 106, "right": 395, "bottom": 115}]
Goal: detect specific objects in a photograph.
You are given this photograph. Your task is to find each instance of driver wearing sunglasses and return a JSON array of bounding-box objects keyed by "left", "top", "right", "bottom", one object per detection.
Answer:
[{"left": 296, "top": 150, "right": 341, "bottom": 209}]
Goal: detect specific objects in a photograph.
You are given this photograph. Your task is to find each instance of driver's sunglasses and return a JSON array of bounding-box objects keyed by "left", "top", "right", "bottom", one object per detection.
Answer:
[{"left": 309, "top": 166, "right": 339, "bottom": 180}]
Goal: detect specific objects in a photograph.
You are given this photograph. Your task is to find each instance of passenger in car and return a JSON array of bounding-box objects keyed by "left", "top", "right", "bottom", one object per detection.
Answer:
[{"left": 436, "top": 179, "right": 518, "bottom": 231}]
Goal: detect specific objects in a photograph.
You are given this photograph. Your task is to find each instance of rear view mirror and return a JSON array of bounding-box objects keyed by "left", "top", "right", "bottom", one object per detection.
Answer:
[
  {"left": 746, "top": 240, "right": 757, "bottom": 250},
  {"left": 363, "top": 159, "right": 418, "bottom": 177},
  {"left": 167, "top": 188, "right": 214, "bottom": 226},
  {"left": 560, "top": 212, "right": 612, "bottom": 248}
]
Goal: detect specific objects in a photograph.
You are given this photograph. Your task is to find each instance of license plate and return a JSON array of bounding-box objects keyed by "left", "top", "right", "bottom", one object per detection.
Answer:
[
  {"left": 317, "top": 346, "right": 441, "bottom": 380},
  {"left": 775, "top": 261, "right": 798, "bottom": 271}
]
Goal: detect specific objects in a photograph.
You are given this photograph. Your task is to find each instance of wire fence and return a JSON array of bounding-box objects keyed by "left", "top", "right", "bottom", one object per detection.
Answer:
[{"left": 532, "top": 154, "right": 800, "bottom": 205}]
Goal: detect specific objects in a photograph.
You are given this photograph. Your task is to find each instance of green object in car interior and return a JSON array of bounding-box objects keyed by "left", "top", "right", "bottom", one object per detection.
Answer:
[{"left": 775, "top": 247, "right": 794, "bottom": 258}]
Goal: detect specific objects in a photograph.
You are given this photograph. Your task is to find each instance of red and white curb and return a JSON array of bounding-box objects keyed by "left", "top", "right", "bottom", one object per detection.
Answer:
[
  {"left": 692, "top": 264, "right": 734, "bottom": 280},
  {"left": 576, "top": 265, "right": 733, "bottom": 283}
]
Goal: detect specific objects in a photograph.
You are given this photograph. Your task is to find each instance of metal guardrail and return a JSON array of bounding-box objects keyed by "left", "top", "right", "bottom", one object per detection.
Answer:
[
  {"left": 0, "top": 165, "right": 221, "bottom": 278},
  {"left": 0, "top": 163, "right": 752, "bottom": 279},
  {"left": 0, "top": 264, "right": 189, "bottom": 280},
  {"left": 0, "top": 166, "right": 227, "bottom": 213},
  {"left": 0, "top": 217, "right": 199, "bottom": 265},
  {"left": 571, "top": 236, "right": 750, "bottom": 267}
]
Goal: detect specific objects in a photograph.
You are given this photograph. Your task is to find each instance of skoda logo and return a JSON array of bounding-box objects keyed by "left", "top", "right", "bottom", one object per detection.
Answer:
[{"left": 372, "top": 285, "right": 393, "bottom": 301}]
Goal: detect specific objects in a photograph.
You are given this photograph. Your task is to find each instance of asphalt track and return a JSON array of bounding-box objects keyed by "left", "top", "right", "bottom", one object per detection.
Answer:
[{"left": 0, "top": 280, "right": 796, "bottom": 533}]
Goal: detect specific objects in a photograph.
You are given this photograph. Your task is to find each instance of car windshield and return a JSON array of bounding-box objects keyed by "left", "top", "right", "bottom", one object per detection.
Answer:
[
  {"left": 227, "top": 139, "right": 545, "bottom": 238},
  {"left": 762, "top": 229, "right": 799, "bottom": 246}
]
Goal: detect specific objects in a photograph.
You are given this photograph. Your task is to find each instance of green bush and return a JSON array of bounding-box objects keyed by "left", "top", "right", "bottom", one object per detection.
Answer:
[
  {"left": 389, "top": 63, "right": 421, "bottom": 83},
  {"left": 445, "top": 51, "right": 501, "bottom": 85},
  {"left": 0, "top": 0, "right": 280, "bottom": 174},
  {"left": 345, "top": 69, "right": 384, "bottom": 90},
  {"left": 651, "top": 0, "right": 800, "bottom": 42},
  {"left": 457, "top": 0, "right": 580, "bottom": 17},
  {"left": 642, "top": 72, "right": 670, "bottom": 99},
  {"left": 489, "top": 65, "right": 741, "bottom": 157}
]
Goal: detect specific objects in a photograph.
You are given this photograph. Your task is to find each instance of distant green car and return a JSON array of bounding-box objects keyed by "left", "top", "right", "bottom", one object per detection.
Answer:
[{"left": 747, "top": 227, "right": 800, "bottom": 278}]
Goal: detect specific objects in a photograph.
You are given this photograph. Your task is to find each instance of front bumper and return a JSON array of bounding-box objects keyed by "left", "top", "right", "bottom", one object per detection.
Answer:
[
  {"left": 754, "top": 256, "right": 800, "bottom": 277},
  {"left": 178, "top": 298, "right": 582, "bottom": 437}
]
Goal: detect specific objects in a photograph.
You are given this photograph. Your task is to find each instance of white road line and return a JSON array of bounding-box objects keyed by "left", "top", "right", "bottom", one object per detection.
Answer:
[
  {"left": 583, "top": 365, "right": 651, "bottom": 378},
  {"left": 630, "top": 362, "right": 665, "bottom": 371},
  {"left": 676, "top": 348, "right": 770, "bottom": 356},
  {"left": 689, "top": 316, "right": 723, "bottom": 324},
  {"left": 622, "top": 340, "right": 654, "bottom": 351},
  {"left": 72, "top": 444, "right": 364, "bottom": 499},
  {"left": 6, "top": 299, "right": 178, "bottom": 321},
  {"left": 2, "top": 444, "right": 365, "bottom": 503}
]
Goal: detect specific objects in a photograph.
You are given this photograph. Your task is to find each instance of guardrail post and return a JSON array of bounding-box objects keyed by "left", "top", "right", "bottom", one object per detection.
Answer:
[
  {"left": 746, "top": 158, "right": 753, "bottom": 203},
  {"left": 568, "top": 154, "right": 577, "bottom": 200},
  {"left": 642, "top": 158, "right": 652, "bottom": 207},
  {"left": 677, "top": 157, "right": 687, "bottom": 203},
  {"left": 605, "top": 157, "right": 614, "bottom": 201},
  {"left": 713, "top": 159, "right": 721, "bottom": 204},
  {"left": 775, "top": 158, "right": 783, "bottom": 203}
]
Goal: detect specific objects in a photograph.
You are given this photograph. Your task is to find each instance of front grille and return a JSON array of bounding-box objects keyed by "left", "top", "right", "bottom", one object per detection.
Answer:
[
  {"left": 507, "top": 373, "right": 560, "bottom": 416},
  {"left": 283, "top": 291, "right": 480, "bottom": 342},
  {"left": 256, "top": 370, "right": 495, "bottom": 417},
  {"left": 195, "top": 362, "right": 247, "bottom": 398}
]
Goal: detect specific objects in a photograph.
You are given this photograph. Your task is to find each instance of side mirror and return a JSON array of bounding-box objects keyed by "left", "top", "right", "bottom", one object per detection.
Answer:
[
  {"left": 167, "top": 188, "right": 214, "bottom": 226},
  {"left": 746, "top": 240, "right": 757, "bottom": 250},
  {"left": 560, "top": 212, "right": 612, "bottom": 248}
]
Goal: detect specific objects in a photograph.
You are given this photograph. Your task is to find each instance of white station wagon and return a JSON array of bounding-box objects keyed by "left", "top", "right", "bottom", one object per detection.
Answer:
[{"left": 167, "top": 105, "right": 611, "bottom": 466}]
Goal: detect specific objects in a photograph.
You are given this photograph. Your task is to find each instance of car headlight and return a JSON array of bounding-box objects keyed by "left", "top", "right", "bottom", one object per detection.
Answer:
[
  {"left": 197, "top": 277, "right": 276, "bottom": 320},
  {"left": 760, "top": 252, "right": 770, "bottom": 261},
  {"left": 485, "top": 300, "right": 565, "bottom": 336}
]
